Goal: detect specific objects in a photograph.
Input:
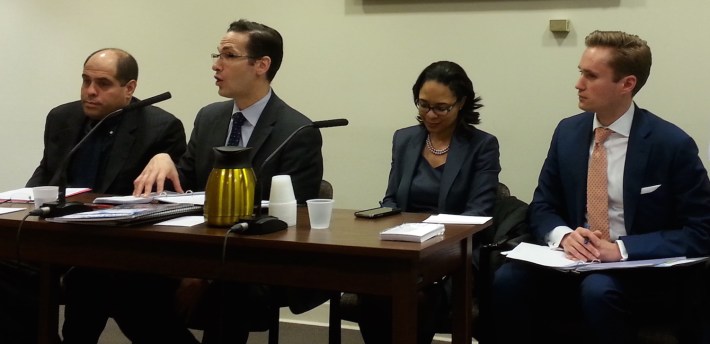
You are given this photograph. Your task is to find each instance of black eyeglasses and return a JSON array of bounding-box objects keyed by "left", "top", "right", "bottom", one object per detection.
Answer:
[
  {"left": 415, "top": 100, "right": 457, "bottom": 116},
  {"left": 211, "top": 52, "right": 257, "bottom": 61}
]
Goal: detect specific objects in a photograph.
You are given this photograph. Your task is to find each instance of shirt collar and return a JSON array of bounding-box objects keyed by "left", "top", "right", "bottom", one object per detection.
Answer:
[
  {"left": 593, "top": 102, "right": 634, "bottom": 138},
  {"left": 231, "top": 89, "right": 272, "bottom": 125}
]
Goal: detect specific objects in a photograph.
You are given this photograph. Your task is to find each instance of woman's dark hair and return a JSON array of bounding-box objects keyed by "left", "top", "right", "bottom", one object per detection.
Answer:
[{"left": 412, "top": 61, "right": 482, "bottom": 130}]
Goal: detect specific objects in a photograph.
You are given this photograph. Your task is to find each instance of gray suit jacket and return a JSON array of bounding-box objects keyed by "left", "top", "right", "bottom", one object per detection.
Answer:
[
  {"left": 177, "top": 92, "right": 323, "bottom": 203},
  {"left": 382, "top": 124, "right": 500, "bottom": 216},
  {"left": 26, "top": 99, "right": 186, "bottom": 195}
]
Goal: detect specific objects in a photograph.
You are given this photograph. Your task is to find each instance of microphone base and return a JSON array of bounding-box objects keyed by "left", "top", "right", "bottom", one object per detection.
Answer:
[
  {"left": 40, "top": 201, "right": 92, "bottom": 218},
  {"left": 231, "top": 215, "right": 287, "bottom": 235}
]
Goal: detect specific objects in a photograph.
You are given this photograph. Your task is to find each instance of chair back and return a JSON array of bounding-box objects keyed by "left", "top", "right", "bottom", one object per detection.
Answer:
[{"left": 318, "top": 180, "right": 333, "bottom": 199}]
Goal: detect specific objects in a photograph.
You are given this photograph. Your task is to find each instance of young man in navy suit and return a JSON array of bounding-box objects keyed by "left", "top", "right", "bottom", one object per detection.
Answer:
[{"left": 491, "top": 31, "right": 710, "bottom": 344}]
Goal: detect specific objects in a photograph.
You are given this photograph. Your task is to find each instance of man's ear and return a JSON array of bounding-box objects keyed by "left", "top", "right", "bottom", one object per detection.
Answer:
[
  {"left": 125, "top": 79, "right": 137, "bottom": 97},
  {"left": 254, "top": 56, "right": 272, "bottom": 78},
  {"left": 620, "top": 75, "right": 637, "bottom": 95}
]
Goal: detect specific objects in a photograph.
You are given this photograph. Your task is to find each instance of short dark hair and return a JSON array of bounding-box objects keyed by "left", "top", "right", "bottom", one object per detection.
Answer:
[
  {"left": 585, "top": 30, "right": 652, "bottom": 95},
  {"left": 228, "top": 19, "right": 283, "bottom": 82},
  {"left": 84, "top": 48, "right": 138, "bottom": 86},
  {"left": 412, "top": 61, "right": 483, "bottom": 130}
]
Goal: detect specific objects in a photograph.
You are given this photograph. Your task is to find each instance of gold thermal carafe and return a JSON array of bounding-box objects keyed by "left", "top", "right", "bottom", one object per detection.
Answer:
[{"left": 204, "top": 146, "right": 256, "bottom": 226}]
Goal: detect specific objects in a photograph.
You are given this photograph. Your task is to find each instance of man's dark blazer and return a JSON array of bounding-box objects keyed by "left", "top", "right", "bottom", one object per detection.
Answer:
[
  {"left": 381, "top": 124, "right": 500, "bottom": 216},
  {"left": 177, "top": 92, "right": 323, "bottom": 203},
  {"left": 26, "top": 99, "right": 186, "bottom": 195},
  {"left": 529, "top": 105, "right": 710, "bottom": 259}
]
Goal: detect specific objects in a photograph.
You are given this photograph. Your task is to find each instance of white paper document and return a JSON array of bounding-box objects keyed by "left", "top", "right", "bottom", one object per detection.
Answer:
[
  {"left": 94, "top": 191, "right": 204, "bottom": 205},
  {"left": 506, "top": 242, "right": 708, "bottom": 272},
  {"left": 0, "top": 188, "right": 90, "bottom": 202},
  {"left": 154, "top": 192, "right": 205, "bottom": 205},
  {"left": 423, "top": 214, "right": 491, "bottom": 225},
  {"left": 154, "top": 215, "right": 205, "bottom": 227},
  {"left": 0, "top": 208, "right": 25, "bottom": 215}
]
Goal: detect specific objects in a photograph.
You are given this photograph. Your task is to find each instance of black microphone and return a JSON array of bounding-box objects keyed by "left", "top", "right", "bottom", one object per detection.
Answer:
[
  {"left": 40, "top": 92, "right": 172, "bottom": 217},
  {"left": 311, "top": 119, "right": 349, "bottom": 129},
  {"left": 238, "top": 118, "right": 348, "bottom": 235}
]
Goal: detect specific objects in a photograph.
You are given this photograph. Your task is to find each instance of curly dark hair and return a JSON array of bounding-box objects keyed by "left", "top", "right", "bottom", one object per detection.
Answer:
[{"left": 412, "top": 61, "right": 482, "bottom": 131}]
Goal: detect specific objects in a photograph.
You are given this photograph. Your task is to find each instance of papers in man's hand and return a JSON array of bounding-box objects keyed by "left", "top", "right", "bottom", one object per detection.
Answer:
[
  {"left": 423, "top": 214, "right": 491, "bottom": 225},
  {"left": 506, "top": 242, "right": 709, "bottom": 272},
  {"left": 380, "top": 223, "right": 445, "bottom": 242}
]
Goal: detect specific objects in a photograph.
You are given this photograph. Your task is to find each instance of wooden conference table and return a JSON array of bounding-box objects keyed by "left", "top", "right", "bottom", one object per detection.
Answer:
[{"left": 0, "top": 194, "right": 490, "bottom": 344}]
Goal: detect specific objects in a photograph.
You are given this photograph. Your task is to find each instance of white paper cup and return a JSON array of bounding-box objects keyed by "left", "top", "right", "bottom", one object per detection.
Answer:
[
  {"left": 269, "top": 200, "right": 297, "bottom": 227},
  {"left": 306, "top": 199, "right": 334, "bottom": 229},
  {"left": 32, "top": 186, "right": 58, "bottom": 209},
  {"left": 269, "top": 175, "right": 296, "bottom": 204}
]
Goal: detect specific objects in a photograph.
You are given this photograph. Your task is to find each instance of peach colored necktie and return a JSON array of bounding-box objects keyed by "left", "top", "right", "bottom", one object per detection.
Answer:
[{"left": 587, "top": 127, "right": 613, "bottom": 240}]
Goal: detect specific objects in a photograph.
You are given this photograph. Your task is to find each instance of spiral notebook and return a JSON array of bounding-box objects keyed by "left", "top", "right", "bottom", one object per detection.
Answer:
[{"left": 47, "top": 203, "right": 203, "bottom": 226}]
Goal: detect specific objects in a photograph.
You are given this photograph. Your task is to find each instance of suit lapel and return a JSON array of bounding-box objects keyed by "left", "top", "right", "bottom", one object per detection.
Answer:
[
  {"left": 397, "top": 128, "right": 426, "bottom": 208},
  {"left": 623, "top": 108, "right": 651, "bottom": 233},
  {"left": 571, "top": 115, "right": 594, "bottom": 225},
  {"left": 247, "top": 95, "right": 278, "bottom": 163},
  {"left": 212, "top": 102, "right": 233, "bottom": 149},
  {"left": 100, "top": 112, "right": 139, "bottom": 192},
  {"left": 438, "top": 132, "right": 467, "bottom": 210}
]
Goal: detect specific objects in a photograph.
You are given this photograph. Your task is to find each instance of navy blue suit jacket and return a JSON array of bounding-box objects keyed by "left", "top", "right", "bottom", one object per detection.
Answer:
[
  {"left": 529, "top": 105, "right": 710, "bottom": 259},
  {"left": 382, "top": 124, "right": 500, "bottom": 216}
]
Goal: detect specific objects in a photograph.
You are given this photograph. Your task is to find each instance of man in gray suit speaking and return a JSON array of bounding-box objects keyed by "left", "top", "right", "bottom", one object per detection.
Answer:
[{"left": 84, "top": 19, "right": 325, "bottom": 344}]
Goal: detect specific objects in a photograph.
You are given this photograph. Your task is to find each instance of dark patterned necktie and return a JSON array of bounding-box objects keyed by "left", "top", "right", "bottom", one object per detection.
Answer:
[{"left": 227, "top": 112, "right": 246, "bottom": 146}]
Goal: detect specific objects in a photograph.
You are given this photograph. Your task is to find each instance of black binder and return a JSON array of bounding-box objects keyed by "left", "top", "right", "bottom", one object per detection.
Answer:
[{"left": 46, "top": 203, "right": 203, "bottom": 226}]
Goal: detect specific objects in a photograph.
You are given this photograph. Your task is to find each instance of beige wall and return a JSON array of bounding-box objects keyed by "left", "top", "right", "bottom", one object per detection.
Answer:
[{"left": 2, "top": 0, "right": 708, "bottom": 209}]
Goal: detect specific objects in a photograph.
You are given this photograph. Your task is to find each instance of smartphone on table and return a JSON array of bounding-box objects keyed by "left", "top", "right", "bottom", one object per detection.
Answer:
[{"left": 354, "top": 206, "right": 401, "bottom": 219}]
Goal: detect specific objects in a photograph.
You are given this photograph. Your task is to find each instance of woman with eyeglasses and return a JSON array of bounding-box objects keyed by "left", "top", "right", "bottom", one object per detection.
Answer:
[
  {"left": 383, "top": 60, "right": 500, "bottom": 217},
  {"left": 358, "top": 61, "right": 501, "bottom": 343}
]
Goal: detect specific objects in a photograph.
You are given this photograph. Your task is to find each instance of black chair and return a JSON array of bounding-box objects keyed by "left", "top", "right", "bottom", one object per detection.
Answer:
[{"left": 329, "top": 182, "right": 530, "bottom": 344}]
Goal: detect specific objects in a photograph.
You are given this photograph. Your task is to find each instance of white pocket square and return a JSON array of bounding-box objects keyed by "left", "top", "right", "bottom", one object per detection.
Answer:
[{"left": 640, "top": 185, "right": 661, "bottom": 194}]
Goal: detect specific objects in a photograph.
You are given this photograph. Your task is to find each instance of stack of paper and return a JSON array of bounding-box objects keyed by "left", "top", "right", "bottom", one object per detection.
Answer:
[
  {"left": 379, "top": 223, "right": 445, "bottom": 242},
  {"left": 423, "top": 214, "right": 491, "bottom": 225},
  {"left": 47, "top": 203, "right": 203, "bottom": 226},
  {"left": 506, "top": 242, "right": 709, "bottom": 272}
]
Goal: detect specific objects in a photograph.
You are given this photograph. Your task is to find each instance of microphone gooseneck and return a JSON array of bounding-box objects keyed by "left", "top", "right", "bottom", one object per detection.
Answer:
[
  {"left": 252, "top": 118, "right": 349, "bottom": 218},
  {"left": 41, "top": 92, "right": 172, "bottom": 217}
]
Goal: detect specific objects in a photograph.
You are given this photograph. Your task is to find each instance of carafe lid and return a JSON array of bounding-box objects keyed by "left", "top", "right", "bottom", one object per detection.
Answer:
[{"left": 212, "top": 146, "right": 253, "bottom": 169}]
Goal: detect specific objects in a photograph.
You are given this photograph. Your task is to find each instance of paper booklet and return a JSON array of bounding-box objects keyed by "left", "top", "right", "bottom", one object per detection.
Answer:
[
  {"left": 380, "top": 223, "right": 445, "bottom": 243},
  {"left": 47, "top": 203, "right": 203, "bottom": 226},
  {"left": 506, "top": 242, "right": 709, "bottom": 273},
  {"left": 94, "top": 191, "right": 205, "bottom": 205}
]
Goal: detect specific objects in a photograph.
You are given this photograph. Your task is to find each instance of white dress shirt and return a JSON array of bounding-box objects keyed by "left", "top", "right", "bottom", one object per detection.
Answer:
[
  {"left": 225, "top": 89, "right": 272, "bottom": 146},
  {"left": 546, "top": 103, "right": 635, "bottom": 259}
]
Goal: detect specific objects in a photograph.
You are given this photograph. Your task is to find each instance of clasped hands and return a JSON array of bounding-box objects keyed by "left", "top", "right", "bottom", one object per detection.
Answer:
[{"left": 561, "top": 227, "right": 622, "bottom": 262}]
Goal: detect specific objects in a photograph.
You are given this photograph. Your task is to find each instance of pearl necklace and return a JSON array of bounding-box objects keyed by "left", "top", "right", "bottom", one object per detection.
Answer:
[{"left": 426, "top": 134, "right": 450, "bottom": 155}]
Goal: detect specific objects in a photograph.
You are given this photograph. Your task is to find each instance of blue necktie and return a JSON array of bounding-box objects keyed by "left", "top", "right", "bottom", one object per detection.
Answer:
[{"left": 227, "top": 112, "right": 246, "bottom": 146}]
